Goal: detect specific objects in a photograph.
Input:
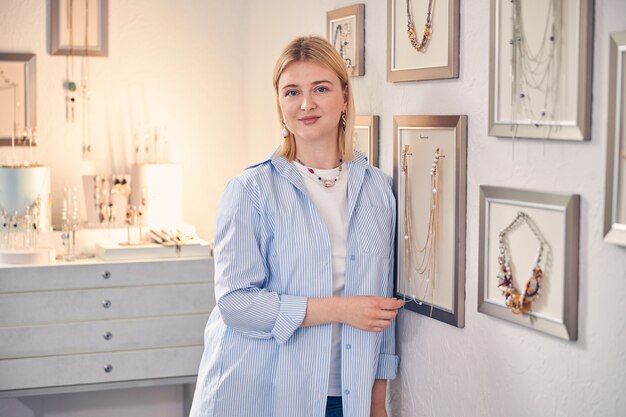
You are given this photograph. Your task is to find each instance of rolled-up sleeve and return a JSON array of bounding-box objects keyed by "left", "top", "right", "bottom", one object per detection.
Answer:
[{"left": 214, "top": 178, "right": 307, "bottom": 343}]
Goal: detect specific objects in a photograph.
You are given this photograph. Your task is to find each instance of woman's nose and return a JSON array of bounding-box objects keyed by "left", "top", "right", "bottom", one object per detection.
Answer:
[{"left": 300, "top": 94, "right": 316, "bottom": 111}]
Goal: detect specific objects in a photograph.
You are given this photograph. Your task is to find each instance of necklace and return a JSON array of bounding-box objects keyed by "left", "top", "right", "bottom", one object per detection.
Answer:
[
  {"left": 332, "top": 23, "right": 353, "bottom": 68},
  {"left": 406, "top": 0, "right": 434, "bottom": 53},
  {"left": 296, "top": 158, "right": 343, "bottom": 188},
  {"left": 509, "top": 0, "right": 561, "bottom": 136},
  {"left": 402, "top": 145, "right": 443, "bottom": 314},
  {"left": 496, "top": 211, "right": 547, "bottom": 315}
]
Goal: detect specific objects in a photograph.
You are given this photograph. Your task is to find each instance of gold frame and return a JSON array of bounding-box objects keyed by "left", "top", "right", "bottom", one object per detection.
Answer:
[
  {"left": 387, "top": 0, "right": 459, "bottom": 82},
  {"left": 354, "top": 115, "right": 379, "bottom": 166},
  {"left": 327, "top": 4, "right": 365, "bottom": 77}
]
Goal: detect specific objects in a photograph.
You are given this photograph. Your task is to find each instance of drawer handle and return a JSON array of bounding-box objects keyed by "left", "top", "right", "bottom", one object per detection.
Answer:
[
  {"left": 102, "top": 300, "right": 112, "bottom": 309},
  {"left": 103, "top": 331, "right": 113, "bottom": 341},
  {"left": 104, "top": 364, "right": 113, "bottom": 373},
  {"left": 102, "top": 270, "right": 111, "bottom": 279}
]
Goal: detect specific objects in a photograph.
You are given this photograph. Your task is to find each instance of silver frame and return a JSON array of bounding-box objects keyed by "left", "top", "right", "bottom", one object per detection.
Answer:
[
  {"left": 488, "top": 0, "right": 593, "bottom": 140},
  {"left": 393, "top": 115, "right": 467, "bottom": 328},
  {"left": 50, "top": 0, "right": 109, "bottom": 57},
  {"left": 0, "top": 53, "right": 36, "bottom": 146},
  {"left": 478, "top": 186, "right": 579, "bottom": 341},
  {"left": 354, "top": 115, "right": 379, "bottom": 167},
  {"left": 604, "top": 31, "right": 626, "bottom": 246}
]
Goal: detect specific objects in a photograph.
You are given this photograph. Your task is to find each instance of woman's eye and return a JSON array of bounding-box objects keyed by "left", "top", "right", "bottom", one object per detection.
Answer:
[
  {"left": 285, "top": 90, "right": 298, "bottom": 97},
  {"left": 316, "top": 86, "right": 329, "bottom": 93}
]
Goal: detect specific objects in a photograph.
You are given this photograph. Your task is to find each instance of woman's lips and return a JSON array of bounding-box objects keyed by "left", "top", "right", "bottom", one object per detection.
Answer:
[{"left": 299, "top": 116, "right": 320, "bottom": 125}]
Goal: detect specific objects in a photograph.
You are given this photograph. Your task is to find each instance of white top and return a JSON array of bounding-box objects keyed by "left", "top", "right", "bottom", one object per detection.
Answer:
[{"left": 294, "top": 160, "right": 348, "bottom": 397}]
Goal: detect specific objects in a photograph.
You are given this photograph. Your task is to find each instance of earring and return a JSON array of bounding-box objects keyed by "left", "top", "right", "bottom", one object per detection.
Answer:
[
  {"left": 341, "top": 112, "right": 347, "bottom": 130},
  {"left": 281, "top": 122, "right": 289, "bottom": 138}
]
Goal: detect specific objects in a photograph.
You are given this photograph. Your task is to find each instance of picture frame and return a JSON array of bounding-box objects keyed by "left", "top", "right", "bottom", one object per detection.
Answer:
[
  {"left": 478, "top": 186, "right": 580, "bottom": 341},
  {"left": 0, "top": 53, "right": 36, "bottom": 147},
  {"left": 387, "top": 0, "right": 459, "bottom": 82},
  {"left": 327, "top": 4, "right": 365, "bottom": 77},
  {"left": 393, "top": 115, "right": 467, "bottom": 327},
  {"left": 604, "top": 31, "right": 626, "bottom": 246},
  {"left": 50, "top": 0, "right": 109, "bottom": 57},
  {"left": 488, "top": 0, "right": 593, "bottom": 140},
  {"left": 354, "top": 115, "right": 379, "bottom": 166}
]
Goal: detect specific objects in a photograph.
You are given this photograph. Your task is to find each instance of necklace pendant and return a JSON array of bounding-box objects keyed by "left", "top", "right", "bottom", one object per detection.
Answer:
[{"left": 323, "top": 179, "right": 335, "bottom": 188}]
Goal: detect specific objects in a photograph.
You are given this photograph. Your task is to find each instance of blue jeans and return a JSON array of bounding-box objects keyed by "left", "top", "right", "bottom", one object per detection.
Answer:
[{"left": 325, "top": 396, "right": 343, "bottom": 417}]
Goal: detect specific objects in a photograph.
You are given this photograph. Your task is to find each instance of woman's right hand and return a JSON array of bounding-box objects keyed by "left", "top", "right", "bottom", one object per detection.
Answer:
[
  {"left": 302, "top": 296, "right": 404, "bottom": 331},
  {"left": 337, "top": 296, "right": 404, "bottom": 332}
]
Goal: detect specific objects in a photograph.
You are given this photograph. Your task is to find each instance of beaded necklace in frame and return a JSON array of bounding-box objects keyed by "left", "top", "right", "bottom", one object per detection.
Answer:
[{"left": 496, "top": 211, "right": 547, "bottom": 315}]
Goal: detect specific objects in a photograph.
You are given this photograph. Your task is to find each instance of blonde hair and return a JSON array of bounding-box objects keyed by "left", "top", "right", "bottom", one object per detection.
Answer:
[{"left": 272, "top": 35, "right": 355, "bottom": 162}]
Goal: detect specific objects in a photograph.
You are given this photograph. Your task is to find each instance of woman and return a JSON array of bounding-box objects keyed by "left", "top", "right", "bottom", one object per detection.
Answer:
[{"left": 189, "top": 35, "right": 402, "bottom": 417}]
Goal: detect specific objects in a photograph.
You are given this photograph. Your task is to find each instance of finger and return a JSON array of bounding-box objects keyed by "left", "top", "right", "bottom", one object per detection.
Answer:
[
  {"left": 375, "top": 309, "right": 398, "bottom": 320},
  {"left": 379, "top": 298, "right": 405, "bottom": 310},
  {"left": 372, "top": 319, "right": 392, "bottom": 329}
]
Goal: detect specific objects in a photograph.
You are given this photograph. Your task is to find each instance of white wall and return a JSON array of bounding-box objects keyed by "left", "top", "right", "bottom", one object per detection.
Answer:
[{"left": 1, "top": 0, "right": 625, "bottom": 416}]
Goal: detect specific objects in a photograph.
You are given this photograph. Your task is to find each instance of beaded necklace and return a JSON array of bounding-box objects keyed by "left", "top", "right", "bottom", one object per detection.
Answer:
[
  {"left": 296, "top": 159, "right": 343, "bottom": 188},
  {"left": 406, "top": 0, "right": 434, "bottom": 53},
  {"left": 496, "top": 211, "right": 547, "bottom": 315}
]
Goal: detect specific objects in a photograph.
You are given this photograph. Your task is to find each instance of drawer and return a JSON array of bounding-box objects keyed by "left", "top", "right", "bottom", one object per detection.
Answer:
[
  {"left": 0, "top": 314, "right": 209, "bottom": 359},
  {"left": 0, "top": 345, "right": 204, "bottom": 392},
  {"left": 0, "top": 257, "right": 214, "bottom": 293},
  {"left": 0, "top": 283, "right": 215, "bottom": 326}
]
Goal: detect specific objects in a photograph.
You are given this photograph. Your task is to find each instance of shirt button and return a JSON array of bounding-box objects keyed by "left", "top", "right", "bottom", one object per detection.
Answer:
[
  {"left": 346, "top": 344, "right": 352, "bottom": 350},
  {"left": 350, "top": 255, "right": 356, "bottom": 261},
  {"left": 344, "top": 389, "right": 350, "bottom": 395}
]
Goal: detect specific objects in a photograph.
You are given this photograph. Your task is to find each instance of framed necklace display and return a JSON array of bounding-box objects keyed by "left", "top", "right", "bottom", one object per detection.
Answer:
[
  {"left": 478, "top": 186, "right": 579, "bottom": 340},
  {"left": 393, "top": 115, "right": 467, "bottom": 327},
  {"left": 0, "top": 53, "right": 36, "bottom": 147},
  {"left": 603, "top": 31, "right": 626, "bottom": 246},
  {"left": 488, "top": 0, "right": 593, "bottom": 140},
  {"left": 327, "top": 4, "right": 365, "bottom": 77},
  {"left": 354, "top": 115, "right": 379, "bottom": 167},
  {"left": 387, "top": 0, "right": 459, "bottom": 82},
  {"left": 50, "top": 0, "right": 109, "bottom": 56}
]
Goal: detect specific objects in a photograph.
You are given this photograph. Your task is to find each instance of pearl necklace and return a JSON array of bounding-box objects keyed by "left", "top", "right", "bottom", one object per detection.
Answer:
[
  {"left": 497, "top": 211, "right": 547, "bottom": 315},
  {"left": 296, "top": 159, "right": 343, "bottom": 188}
]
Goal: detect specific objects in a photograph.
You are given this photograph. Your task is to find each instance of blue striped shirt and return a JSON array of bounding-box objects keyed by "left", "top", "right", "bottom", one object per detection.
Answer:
[{"left": 189, "top": 151, "right": 398, "bottom": 417}]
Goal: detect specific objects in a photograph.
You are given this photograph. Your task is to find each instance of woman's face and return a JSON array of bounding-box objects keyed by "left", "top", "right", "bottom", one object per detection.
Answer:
[{"left": 278, "top": 60, "right": 347, "bottom": 149}]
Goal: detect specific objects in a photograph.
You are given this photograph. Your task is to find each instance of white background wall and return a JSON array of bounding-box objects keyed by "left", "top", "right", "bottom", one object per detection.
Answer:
[{"left": 1, "top": 0, "right": 625, "bottom": 416}]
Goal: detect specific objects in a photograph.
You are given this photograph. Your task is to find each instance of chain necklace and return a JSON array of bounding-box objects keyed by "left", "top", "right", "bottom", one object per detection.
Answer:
[
  {"left": 402, "top": 145, "right": 443, "bottom": 315},
  {"left": 332, "top": 23, "right": 353, "bottom": 68},
  {"left": 496, "top": 211, "right": 547, "bottom": 315},
  {"left": 296, "top": 159, "right": 343, "bottom": 188},
  {"left": 509, "top": 0, "right": 561, "bottom": 136},
  {"left": 406, "top": 0, "right": 434, "bottom": 53}
]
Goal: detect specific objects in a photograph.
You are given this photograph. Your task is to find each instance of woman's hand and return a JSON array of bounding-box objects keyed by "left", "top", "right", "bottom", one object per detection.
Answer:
[
  {"left": 338, "top": 296, "right": 404, "bottom": 332},
  {"left": 302, "top": 296, "right": 404, "bottom": 331}
]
